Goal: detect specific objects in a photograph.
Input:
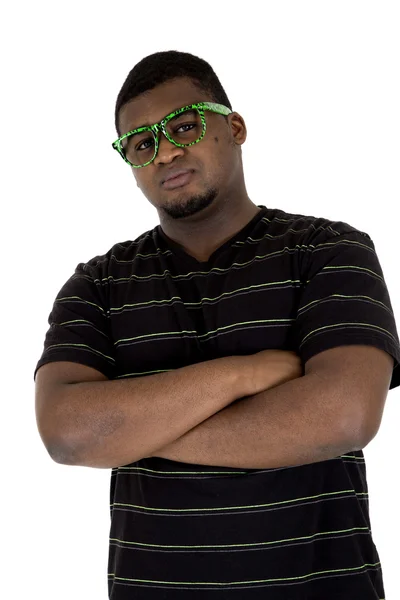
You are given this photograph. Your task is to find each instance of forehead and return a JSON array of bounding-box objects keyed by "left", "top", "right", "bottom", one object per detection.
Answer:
[{"left": 118, "top": 77, "right": 209, "bottom": 134}]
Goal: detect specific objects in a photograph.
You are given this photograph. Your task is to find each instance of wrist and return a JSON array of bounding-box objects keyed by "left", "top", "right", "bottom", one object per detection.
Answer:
[{"left": 225, "top": 355, "right": 255, "bottom": 398}]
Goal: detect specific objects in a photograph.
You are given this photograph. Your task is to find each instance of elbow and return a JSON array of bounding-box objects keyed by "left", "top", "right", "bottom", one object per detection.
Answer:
[
  {"left": 43, "top": 437, "right": 78, "bottom": 465},
  {"left": 340, "top": 413, "right": 371, "bottom": 452},
  {"left": 36, "top": 423, "right": 81, "bottom": 465},
  {"left": 36, "top": 402, "right": 87, "bottom": 466}
]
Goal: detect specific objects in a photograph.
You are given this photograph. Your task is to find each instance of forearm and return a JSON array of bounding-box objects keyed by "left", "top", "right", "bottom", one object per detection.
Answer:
[
  {"left": 56, "top": 355, "right": 248, "bottom": 469},
  {"left": 151, "top": 373, "right": 361, "bottom": 469}
]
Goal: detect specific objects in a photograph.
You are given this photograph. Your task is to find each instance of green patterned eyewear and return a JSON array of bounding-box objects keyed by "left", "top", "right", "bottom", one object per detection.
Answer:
[{"left": 111, "top": 101, "right": 233, "bottom": 168}]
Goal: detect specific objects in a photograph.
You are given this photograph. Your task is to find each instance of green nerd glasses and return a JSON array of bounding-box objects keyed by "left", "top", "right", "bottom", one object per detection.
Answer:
[{"left": 111, "top": 101, "right": 233, "bottom": 168}]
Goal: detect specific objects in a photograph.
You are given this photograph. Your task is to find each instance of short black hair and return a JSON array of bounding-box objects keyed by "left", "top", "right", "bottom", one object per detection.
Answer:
[{"left": 114, "top": 50, "right": 233, "bottom": 137}]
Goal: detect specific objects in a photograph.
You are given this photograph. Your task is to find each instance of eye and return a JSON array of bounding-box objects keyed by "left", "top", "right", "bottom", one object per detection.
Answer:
[
  {"left": 137, "top": 138, "right": 155, "bottom": 151},
  {"left": 176, "top": 123, "right": 196, "bottom": 133}
]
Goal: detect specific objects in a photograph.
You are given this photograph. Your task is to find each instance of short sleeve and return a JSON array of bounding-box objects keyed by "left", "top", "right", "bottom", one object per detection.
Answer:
[
  {"left": 294, "top": 228, "right": 400, "bottom": 391},
  {"left": 34, "top": 262, "right": 116, "bottom": 381}
]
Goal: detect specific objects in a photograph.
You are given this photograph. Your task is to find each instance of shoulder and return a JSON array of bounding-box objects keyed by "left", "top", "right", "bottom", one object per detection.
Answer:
[
  {"left": 75, "top": 226, "right": 157, "bottom": 279},
  {"left": 268, "top": 205, "right": 372, "bottom": 244}
]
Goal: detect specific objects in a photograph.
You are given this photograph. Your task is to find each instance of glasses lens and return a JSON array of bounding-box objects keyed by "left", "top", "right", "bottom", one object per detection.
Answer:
[
  {"left": 165, "top": 108, "right": 204, "bottom": 147},
  {"left": 122, "top": 130, "right": 156, "bottom": 167},
  {"left": 121, "top": 108, "right": 204, "bottom": 167}
]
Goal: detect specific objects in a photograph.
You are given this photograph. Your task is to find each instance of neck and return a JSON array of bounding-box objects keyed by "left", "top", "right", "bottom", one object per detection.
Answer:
[{"left": 159, "top": 197, "right": 260, "bottom": 262}]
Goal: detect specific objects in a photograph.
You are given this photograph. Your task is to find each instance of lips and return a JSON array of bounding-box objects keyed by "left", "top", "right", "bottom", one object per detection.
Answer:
[
  {"left": 162, "top": 168, "right": 192, "bottom": 183},
  {"left": 162, "top": 170, "right": 194, "bottom": 190}
]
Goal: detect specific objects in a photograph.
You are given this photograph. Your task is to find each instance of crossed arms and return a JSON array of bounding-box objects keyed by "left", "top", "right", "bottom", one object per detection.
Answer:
[{"left": 149, "top": 346, "right": 393, "bottom": 469}]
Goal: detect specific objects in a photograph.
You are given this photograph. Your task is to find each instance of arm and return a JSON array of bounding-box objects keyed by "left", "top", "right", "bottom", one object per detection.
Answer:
[
  {"left": 38, "top": 347, "right": 297, "bottom": 469},
  {"left": 151, "top": 371, "right": 352, "bottom": 468},
  {"left": 151, "top": 345, "right": 393, "bottom": 469},
  {"left": 44, "top": 355, "right": 250, "bottom": 468}
]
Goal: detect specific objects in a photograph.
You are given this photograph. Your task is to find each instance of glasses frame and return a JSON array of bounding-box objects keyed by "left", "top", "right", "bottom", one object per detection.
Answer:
[{"left": 111, "top": 101, "right": 233, "bottom": 168}]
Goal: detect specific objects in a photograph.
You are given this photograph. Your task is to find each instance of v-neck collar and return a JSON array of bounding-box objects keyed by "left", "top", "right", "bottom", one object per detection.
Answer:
[{"left": 156, "top": 205, "right": 268, "bottom": 268}]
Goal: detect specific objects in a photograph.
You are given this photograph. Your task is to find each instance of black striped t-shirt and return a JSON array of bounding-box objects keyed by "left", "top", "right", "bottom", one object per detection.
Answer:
[{"left": 34, "top": 204, "right": 400, "bottom": 599}]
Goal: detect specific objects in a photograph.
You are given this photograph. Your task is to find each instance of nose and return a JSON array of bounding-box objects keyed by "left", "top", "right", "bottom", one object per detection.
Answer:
[{"left": 153, "top": 130, "right": 185, "bottom": 165}]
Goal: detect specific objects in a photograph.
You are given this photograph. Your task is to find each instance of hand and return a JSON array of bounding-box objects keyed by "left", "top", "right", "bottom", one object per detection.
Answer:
[{"left": 245, "top": 349, "right": 303, "bottom": 396}]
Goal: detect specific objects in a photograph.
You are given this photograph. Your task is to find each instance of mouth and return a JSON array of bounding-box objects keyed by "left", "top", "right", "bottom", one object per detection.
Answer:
[{"left": 162, "top": 170, "right": 194, "bottom": 190}]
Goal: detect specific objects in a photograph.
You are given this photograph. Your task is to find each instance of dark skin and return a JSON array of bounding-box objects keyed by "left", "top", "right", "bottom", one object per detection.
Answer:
[
  {"left": 117, "top": 76, "right": 261, "bottom": 263},
  {"left": 117, "top": 76, "right": 394, "bottom": 465}
]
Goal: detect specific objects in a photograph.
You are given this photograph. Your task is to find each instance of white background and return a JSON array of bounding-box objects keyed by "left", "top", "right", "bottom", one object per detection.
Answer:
[{"left": 1, "top": 1, "right": 399, "bottom": 598}]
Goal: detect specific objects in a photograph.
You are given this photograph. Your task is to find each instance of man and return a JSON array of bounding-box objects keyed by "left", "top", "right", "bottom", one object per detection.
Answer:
[{"left": 34, "top": 50, "right": 400, "bottom": 599}]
